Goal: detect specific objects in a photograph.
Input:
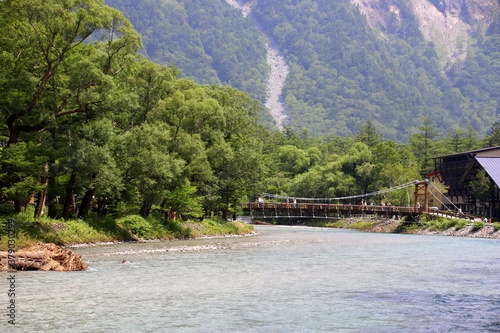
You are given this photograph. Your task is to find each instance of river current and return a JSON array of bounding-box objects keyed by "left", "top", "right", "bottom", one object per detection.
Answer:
[{"left": 4, "top": 225, "right": 500, "bottom": 332}]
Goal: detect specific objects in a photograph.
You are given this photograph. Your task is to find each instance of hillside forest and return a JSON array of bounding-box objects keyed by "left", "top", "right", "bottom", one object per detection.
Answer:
[
  {"left": 1, "top": 0, "right": 500, "bottom": 227},
  {"left": 105, "top": 0, "right": 500, "bottom": 142}
]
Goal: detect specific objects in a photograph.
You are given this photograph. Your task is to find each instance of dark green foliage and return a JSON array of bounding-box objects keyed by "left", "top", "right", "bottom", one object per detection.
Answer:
[
  {"left": 106, "top": 0, "right": 499, "bottom": 141},
  {"left": 1, "top": 0, "right": 499, "bottom": 235},
  {"left": 105, "top": 0, "right": 269, "bottom": 104},
  {"left": 252, "top": 0, "right": 469, "bottom": 140}
]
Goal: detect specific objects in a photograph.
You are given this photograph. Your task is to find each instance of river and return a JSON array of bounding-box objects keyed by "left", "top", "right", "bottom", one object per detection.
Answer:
[{"left": 6, "top": 226, "right": 500, "bottom": 332}]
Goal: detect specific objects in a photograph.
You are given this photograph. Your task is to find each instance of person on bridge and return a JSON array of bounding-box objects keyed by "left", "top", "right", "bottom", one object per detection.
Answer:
[{"left": 258, "top": 196, "right": 264, "bottom": 208}]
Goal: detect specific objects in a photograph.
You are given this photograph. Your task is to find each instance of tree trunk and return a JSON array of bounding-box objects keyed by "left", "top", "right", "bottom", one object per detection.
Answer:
[
  {"left": 47, "top": 175, "right": 58, "bottom": 219},
  {"left": 34, "top": 163, "right": 49, "bottom": 218},
  {"left": 7, "top": 122, "right": 21, "bottom": 147},
  {"left": 14, "top": 199, "right": 22, "bottom": 214},
  {"left": 140, "top": 199, "right": 152, "bottom": 218},
  {"left": 78, "top": 188, "right": 95, "bottom": 218},
  {"left": 63, "top": 171, "right": 77, "bottom": 219}
]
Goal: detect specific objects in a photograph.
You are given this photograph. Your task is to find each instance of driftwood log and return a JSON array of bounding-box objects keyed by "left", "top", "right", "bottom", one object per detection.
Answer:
[{"left": 0, "top": 243, "right": 87, "bottom": 271}]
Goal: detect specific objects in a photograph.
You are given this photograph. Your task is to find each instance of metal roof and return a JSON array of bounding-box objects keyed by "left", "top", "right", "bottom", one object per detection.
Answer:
[
  {"left": 476, "top": 157, "right": 500, "bottom": 188},
  {"left": 433, "top": 146, "right": 500, "bottom": 159}
]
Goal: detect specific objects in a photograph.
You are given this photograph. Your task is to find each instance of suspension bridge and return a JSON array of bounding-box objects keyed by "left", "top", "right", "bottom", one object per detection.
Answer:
[{"left": 241, "top": 180, "right": 469, "bottom": 220}]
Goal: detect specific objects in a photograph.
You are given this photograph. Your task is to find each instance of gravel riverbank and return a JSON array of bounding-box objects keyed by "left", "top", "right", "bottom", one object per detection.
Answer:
[{"left": 356, "top": 218, "right": 500, "bottom": 239}]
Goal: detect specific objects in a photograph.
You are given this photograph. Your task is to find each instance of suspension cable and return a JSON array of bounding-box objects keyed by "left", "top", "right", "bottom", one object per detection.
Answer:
[
  {"left": 262, "top": 180, "right": 419, "bottom": 202},
  {"left": 429, "top": 183, "right": 461, "bottom": 212}
]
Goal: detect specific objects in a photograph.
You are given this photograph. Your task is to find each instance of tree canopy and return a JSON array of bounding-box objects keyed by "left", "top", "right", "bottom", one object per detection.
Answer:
[
  {"left": 0, "top": 0, "right": 498, "bottom": 223},
  {"left": 106, "top": 0, "right": 500, "bottom": 141}
]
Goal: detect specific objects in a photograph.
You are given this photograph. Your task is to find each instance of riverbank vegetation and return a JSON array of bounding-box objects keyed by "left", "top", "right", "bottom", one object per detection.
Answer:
[
  {"left": 1, "top": 1, "right": 499, "bottom": 247},
  {"left": 292, "top": 216, "right": 500, "bottom": 239},
  {"left": 0, "top": 207, "right": 253, "bottom": 251}
]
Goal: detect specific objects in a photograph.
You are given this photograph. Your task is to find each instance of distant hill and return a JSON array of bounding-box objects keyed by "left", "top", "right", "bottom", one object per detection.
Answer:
[
  {"left": 104, "top": 0, "right": 269, "bottom": 103},
  {"left": 105, "top": 0, "right": 499, "bottom": 141}
]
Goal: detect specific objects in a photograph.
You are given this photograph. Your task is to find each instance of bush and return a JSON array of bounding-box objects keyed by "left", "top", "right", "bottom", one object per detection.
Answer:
[
  {"left": 454, "top": 220, "right": 468, "bottom": 230},
  {"left": 164, "top": 219, "right": 192, "bottom": 239},
  {"left": 423, "top": 216, "right": 458, "bottom": 231},
  {"left": 324, "top": 221, "right": 345, "bottom": 228},
  {"left": 471, "top": 221, "right": 485, "bottom": 232},
  {"left": 493, "top": 223, "right": 500, "bottom": 232},
  {"left": 116, "top": 215, "right": 154, "bottom": 238}
]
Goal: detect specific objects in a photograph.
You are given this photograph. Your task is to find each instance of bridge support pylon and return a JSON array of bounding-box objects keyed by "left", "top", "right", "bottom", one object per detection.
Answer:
[{"left": 414, "top": 180, "right": 429, "bottom": 213}]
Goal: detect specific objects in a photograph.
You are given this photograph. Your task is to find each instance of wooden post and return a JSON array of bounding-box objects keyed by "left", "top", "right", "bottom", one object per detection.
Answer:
[{"left": 414, "top": 180, "right": 429, "bottom": 213}]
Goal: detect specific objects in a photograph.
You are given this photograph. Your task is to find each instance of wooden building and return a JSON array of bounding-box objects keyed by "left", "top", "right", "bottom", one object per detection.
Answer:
[{"left": 432, "top": 146, "right": 500, "bottom": 220}]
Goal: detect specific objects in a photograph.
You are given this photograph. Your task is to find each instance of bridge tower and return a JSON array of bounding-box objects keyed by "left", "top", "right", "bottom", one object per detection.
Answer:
[{"left": 413, "top": 180, "right": 429, "bottom": 212}]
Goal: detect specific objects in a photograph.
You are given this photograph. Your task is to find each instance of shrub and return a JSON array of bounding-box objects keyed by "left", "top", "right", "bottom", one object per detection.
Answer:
[
  {"left": 116, "top": 215, "right": 154, "bottom": 238},
  {"left": 471, "top": 221, "right": 485, "bottom": 232},
  {"left": 324, "top": 221, "right": 345, "bottom": 228},
  {"left": 493, "top": 223, "right": 500, "bottom": 232},
  {"left": 454, "top": 220, "right": 468, "bottom": 230},
  {"left": 423, "top": 217, "right": 458, "bottom": 231},
  {"left": 164, "top": 219, "right": 192, "bottom": 239}
]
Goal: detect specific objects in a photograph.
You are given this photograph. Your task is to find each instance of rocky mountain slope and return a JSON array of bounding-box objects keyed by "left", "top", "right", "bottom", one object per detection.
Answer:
[
  {"left": 105, "top": 0, "right": 499, "bottom": 140},
  {"left": 352, "top": 0, "right": 499, "bottom": 68}
]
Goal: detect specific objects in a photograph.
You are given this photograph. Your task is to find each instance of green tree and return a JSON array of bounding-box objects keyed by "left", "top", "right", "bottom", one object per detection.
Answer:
[
  {"left": 355, "top": 120, "right": 381, "bottom": 148},
  {"left": 484, "top": 121, "right": 500, "bottom": 147},
  {"left": 0, "top": 0, "right": 141, "bottom": 212},
  {"left": 0, "top": 0, "right": 141, "bottom": 145},
  {"left": 408, "top": 117, "right": 442, "bottom": 176},
  {"left": 470, "top": 169, "right": 492, "bottom": 216},
  {"left": 446, "top": 128, "right": 467, "bottom": 153},
  {"left": 114, "top": 123, "right": 185, "bottom": 217}
]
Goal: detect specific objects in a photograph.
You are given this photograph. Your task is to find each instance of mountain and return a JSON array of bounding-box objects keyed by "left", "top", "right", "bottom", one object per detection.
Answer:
[{"left": 105, "top": 0, "right": 499, "bottom": 141}]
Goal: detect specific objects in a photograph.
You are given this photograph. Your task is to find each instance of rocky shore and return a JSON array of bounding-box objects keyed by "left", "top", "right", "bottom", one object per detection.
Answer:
[
  {"left": 252, "top": 218, "right": 500, "bottom": 239},
  {"left": 352, "top": 218, "right": 500, "bottom": 239}
]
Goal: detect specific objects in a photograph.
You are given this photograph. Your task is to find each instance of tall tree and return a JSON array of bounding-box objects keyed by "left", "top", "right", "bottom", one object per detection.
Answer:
[
  {"left": 408, "top": 117, "right": 442, "bottom": 176},
  {"left": 0, "top": 0, "right": 142, "bottom": 212},
  {"left": 0, "top": 0, "right": 142, "bottom": 145},
  {"left": 355, "top": 120, "right": 381, "bottom": 148},
  {"left": 484, "top": 121, "right": 500, "bottom": 147},
  {"left": 470, "top": 169, "right": 492, "bottom": 216}
]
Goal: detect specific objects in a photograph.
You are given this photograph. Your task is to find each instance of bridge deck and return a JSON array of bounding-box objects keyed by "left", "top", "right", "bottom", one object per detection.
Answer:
[{"left": 242, "top": 202, "right": 422, "bottom": 217}]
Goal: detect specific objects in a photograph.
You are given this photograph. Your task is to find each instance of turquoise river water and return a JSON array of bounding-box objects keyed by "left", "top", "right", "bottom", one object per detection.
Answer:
[{"left": 3, "top": 225, "right": 500, "bottom": 332}]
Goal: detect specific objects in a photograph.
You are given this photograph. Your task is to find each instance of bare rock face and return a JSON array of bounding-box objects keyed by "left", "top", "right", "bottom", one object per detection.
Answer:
[{"left": 351, "top": 0, "right": 499, "bottom": 67}]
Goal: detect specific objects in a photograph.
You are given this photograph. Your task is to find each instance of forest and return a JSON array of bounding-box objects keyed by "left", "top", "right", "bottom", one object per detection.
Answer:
[
  {"left": 105, "top": 0, "right": 500, "bottom": 141},
  {"left": 1, "top": 0, "right": 499, "bottom": 240}
]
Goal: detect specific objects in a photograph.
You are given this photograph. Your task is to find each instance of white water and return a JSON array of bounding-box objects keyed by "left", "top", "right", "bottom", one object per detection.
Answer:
[
  {"left": 5, "top": 226, "right": 500, "bottom": 332},
  {"left": 226, "top": 0, "right": 289, "bottom": 130}
]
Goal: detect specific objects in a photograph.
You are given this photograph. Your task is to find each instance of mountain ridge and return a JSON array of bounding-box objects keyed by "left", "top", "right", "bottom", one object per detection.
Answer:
[
  {"left": 352, "top": 0, "right": 500, "bottom": 68},
  {"left": 105, "top": 0, "right": 499, "bottom": 141}
]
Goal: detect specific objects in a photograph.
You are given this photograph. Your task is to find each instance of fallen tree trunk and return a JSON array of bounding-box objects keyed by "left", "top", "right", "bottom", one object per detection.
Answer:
[{"left": 0, "top": 243, "right": 87, "bottom": 271}]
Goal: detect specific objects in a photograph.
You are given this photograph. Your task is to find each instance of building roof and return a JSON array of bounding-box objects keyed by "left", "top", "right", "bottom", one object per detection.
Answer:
[
  {"left": 433, "top": 146, "right": 500, "bottom": 159},
  {"left": 476, "top": 157, "right": 500, "bottom": 188}
]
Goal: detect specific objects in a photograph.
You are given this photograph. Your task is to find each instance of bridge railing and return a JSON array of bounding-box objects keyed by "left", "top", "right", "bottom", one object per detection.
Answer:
[{"left": 241, "top": 202, "right": 421, "bottom": 216}]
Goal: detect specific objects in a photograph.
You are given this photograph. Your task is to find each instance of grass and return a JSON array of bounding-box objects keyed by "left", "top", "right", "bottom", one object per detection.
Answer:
[
  {"left": 346, "top": 221, "right": 379, "bottom": 230},
  {"left": 186, "top": 219, "right": 254, "bottom": 237},
  {"left": 420, "top": 215, "right": 468, "bottom": 231},
  {"left": 323, "top": 221, "right": 345, "bottom": 228},
  {"left": 0, "top": 209, "right": 254, "bottom": 250}
]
